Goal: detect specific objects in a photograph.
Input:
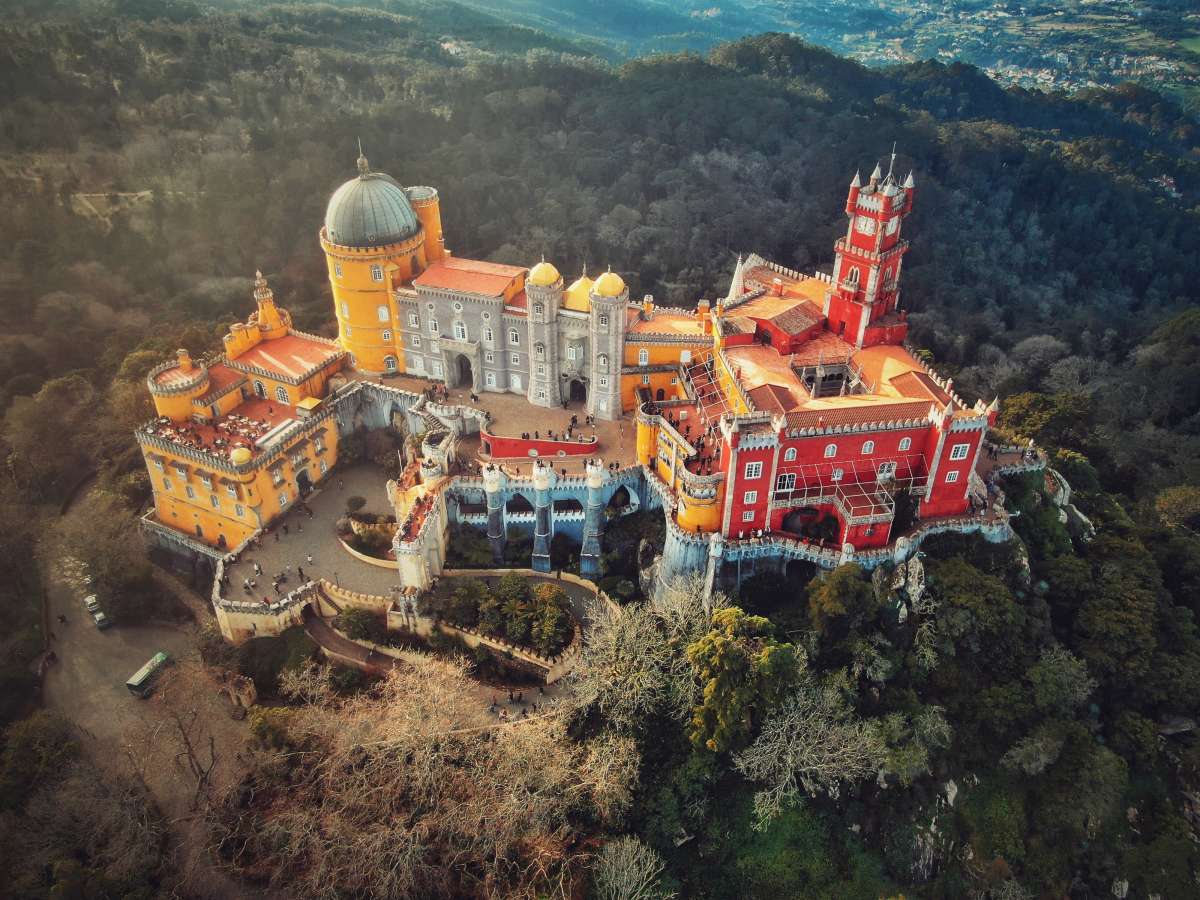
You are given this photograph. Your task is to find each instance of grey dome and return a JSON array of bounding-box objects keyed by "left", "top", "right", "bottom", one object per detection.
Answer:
[{"left": 324, "top": 165, "right": 421, "bottom": 248}]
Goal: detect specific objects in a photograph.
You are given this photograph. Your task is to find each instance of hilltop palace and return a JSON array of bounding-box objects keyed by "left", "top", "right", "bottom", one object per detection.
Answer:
[{"left": 137, "top": 149, "right": 1039, "bottom": 642}]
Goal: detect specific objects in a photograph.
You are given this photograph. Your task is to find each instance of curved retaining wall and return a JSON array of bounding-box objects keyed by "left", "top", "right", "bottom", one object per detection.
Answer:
[{"left": 481, "top": 428, "right": 598, "bottom": 459}]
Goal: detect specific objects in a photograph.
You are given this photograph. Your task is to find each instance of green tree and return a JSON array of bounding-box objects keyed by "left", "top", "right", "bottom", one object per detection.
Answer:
[
  {"left": 0, "top": 711, "right": 78, "bottom": 809},
  {"left": 528, "top": 582, "right": 573, "bottom": 656},
  {"left": 806, "top": 563, "right": 877, "bottom": 636},
  {"left": 686, "top": 607, "right": 801, "bottom": 753}
]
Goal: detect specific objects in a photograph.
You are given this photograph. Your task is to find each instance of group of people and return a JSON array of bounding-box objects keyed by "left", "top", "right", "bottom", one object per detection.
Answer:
[{"left": 489, "top": 686, "right": 548, "bottom": 721}]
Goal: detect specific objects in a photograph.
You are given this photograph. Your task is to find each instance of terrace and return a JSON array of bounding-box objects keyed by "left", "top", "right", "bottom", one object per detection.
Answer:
[{"left": 140, "top": 397, "right": 299, "bottom": 462}]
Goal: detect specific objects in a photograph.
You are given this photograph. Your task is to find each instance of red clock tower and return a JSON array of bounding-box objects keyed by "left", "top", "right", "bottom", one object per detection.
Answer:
[{"left": 825, "top": 151, "right": 915, "bottom": 348}]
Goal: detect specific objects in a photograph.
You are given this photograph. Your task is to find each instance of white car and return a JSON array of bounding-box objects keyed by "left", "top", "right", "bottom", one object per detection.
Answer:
[
  {"left": 83, "top": 594, "right": 100, "bottom": 613},
  {"left": 92, "top": 610, "right": 112, "bottom": 630}
]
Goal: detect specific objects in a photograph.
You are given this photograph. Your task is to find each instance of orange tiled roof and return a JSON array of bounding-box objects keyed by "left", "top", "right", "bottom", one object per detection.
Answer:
[
  {"left": 889, "top": 370, "right": 951, "bottom": 406},
  {"left": 232, "top": 333, "right": 343, "bottom": 381},
  {"left": 195, "top": 362, "right": 246, "bottom": 402},
  {"left": 414, "top": 257, "right": 525, "bottom": 296},
  {"left": 784, "top": 400, "right": 935, "bottom": 431}
]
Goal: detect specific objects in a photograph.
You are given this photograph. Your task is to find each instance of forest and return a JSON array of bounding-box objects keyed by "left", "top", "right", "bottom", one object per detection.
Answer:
[{"left": 0, "top": 0, "right": 1199, "bottom": 897}]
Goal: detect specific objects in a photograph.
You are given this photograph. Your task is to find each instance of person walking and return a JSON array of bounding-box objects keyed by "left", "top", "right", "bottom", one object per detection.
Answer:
[{"left": 307, "top": 553, "right": 314, "bottom": 565}]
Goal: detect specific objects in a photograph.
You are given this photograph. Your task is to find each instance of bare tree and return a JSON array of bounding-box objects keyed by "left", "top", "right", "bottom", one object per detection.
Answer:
[
  {"left": 733, "top": 680, "right": 884, "bottom": 829},
  {"left": 592, "top": 835, "right": 673, "bottom": 900}
]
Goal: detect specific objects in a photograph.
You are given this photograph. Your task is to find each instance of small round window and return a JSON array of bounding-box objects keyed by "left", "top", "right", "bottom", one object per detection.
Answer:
[{"left": 454, "top": 302, "right": 463, "bottom": 312}]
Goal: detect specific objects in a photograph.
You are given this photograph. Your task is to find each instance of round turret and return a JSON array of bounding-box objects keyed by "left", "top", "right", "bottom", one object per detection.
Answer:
[{"left": 230, "top": 446, "right": 253, "bottom": 466}]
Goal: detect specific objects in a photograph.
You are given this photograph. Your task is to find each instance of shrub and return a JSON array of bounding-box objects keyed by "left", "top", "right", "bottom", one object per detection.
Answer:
[
  {"left": 334, "top": 608, "right": 388, "bottom": 644},
  {"left": 345, "top": 495, "right": 367, "bottom": 514},
  {"left": 0, "top": 711, "right": 79, "bottom": 810},
  {"left": 237, "top": 626, "right": 318, "bottom": 695}
]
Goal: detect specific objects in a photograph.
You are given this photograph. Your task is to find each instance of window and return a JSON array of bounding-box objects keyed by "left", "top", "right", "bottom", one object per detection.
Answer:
[
  {"left": 511, "top": 353, "right": 520, "bottom": 366},
  {"left": 599, "top": 314, "right": 609, "bottom": 327},
  {"left": 671, "top": 376, "right": 678, "bottom": 385},
  {"left": 408, "top": 312, "right": 419, "bottom": 327},
  {"left": 370, "top": 264, "right": 383, "bottom": 282},
  {"left": 384, "top": 355, "right": 398, "bottom": 372},
  {"left": 275, "top": 386, "right": 288, "bottom": 403},
  {"left": 537, "top": 363, "right": 545, "bottom": 376},
  {"left": 210, "top": 494, "right": 220, "bottom": 510},
  {"left": 381, "top": 330, "right": 392, "bottom": 342},
  {"left": 484, "top": 351, "right": 494, "bottom": 363},
  {"left": 599, "top": 398, "right": 608, "bottom": 413},
  {"left": 314, "top": 435, "right": 326, "bottom": 453},
  {"left": 319, "top": 460, "right": 328, "bottom": 475},
  {"left": 950, "top": 443, "right": 970, "bottom": 461},
  {"left": 485, "top": 372, "right": 496, "bottom": 387},
  {"left": 533, "top": 302, "right": 544, "bottom": 316},
  {"left": 253, "top": 380, "right": 266, "bottom": 398},
  {"left": 163, "top": 478, "right": 172, "bottom": 491},
  {"left": 453, "top": 302, "right": 462, "bottom": 312},
  {"left": 377, "top": 305, "right": 389, "bottom": 322},
  {"left": 775, "top": 472, "right": 796, "bottom": 492},
  {"left": 598, "top": 353, "right": 608, "bottom": 370},
  {"left": 598, "top": 376, "right": 609, "bottom": 388},
  {"left": 945, "top": 470, "right": 960, "bottom": 483},
  {"left": 567, "top": 345, "right": 577, "bottom": 361},
  {"left": 186, "top": 485, "right": 196, "bottom": 499},
  {"left": 744, "top": 461, "right": 763, "bottom": 479},
  {"left": 429, "top": 319, "right": 439, "bottom": 334},
  {"left": 334, "top": 262, "right": 343, "bottom": 279},
  {"left": 509, "top": 329, "right": 520, "bottom": 345},
  {"left": 638, "top": 348, "right": 649, "bottom": 365},
  {"left": 743, "top": 490, "right": 758, "bottom": 505},
  {"left": 235, "top": 504, "right": 244, "bottom": 517},
  {"left": 783, "top": 447, "right": 797, "bottom": 462},
  {"left": 878, "top": 461, "right": 897, "bottom": 478},
  {"left": 743, "top": 510, "right": 755, "bottom": 522},
  {"left": 641, "top": 374, "right": 650, "bottom": 385},
  {"left": 152, "top": 458, "right": 165, "bottom": 471},
  {"left": 453, "top": 321, "right": 467, "bottom": 341},
  {"left": 832, "top": 468, "right": 844, "bottom": 482},
  {"left": 535, "top": 343, "right": 545, "bottom": 360},
  {"left": 510, "top": 374, "right": 522, "bottom": 390},
  {"left": 537, "top": 388, "right": 546, "bottom": 400},
  {"left": 824, "top": 443, "right": 837, "bottom": 459},
  {"left": 279, "top": 491, "right": 289, "bottom": 507},
  {"left": 412, "top": 335, "right": 422, "bottom": 347},
  {"left": 225, "top": 485, "right": 237, "bottom": 499},
  {"left": 483, "top": 327, "right": 493, "bottom": 344},
  {"left": 345, "top": 325, "right": 352, "bottom": 337},
  {"left": 340, "top": 301, "right": 349, "bottom": 318},
  {"left": 898, "top": 436, "right": 912, "bottom": 452},
  {"left": 430, "top": 360, "right": 443, "bottom": 377}
]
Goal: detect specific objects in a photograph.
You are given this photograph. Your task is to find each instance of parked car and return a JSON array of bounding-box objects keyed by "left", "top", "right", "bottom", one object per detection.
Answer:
[
  {"left": 92, "top": 610, "right": 112, "bottom": 630},
  {"left": 83, "top": 594, "right": 100, "bottom": 613}
]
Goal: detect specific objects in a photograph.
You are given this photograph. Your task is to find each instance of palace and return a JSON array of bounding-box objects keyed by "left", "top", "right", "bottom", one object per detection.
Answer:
[{"left": 137, "top": 149, "right": 1031, "bottom": 638}]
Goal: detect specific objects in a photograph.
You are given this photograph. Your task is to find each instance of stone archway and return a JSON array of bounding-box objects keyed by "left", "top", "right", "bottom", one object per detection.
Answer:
[
  {"left": 569, "top": 379, "right": 587, "bottom": 404},
  {"left": 455, "top": 354, "right": 474, "bottom": 390}
]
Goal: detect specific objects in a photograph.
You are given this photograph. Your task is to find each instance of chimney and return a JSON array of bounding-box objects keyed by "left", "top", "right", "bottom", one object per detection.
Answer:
[
  {"left": 642, "top": 294, "right": 654, "bottom": 320},
  {"left": 176, "top": 348, "right": 193, "bottom": 373},
  {"left": 771, "top": 277, "right": 783, "bottom": 297}
]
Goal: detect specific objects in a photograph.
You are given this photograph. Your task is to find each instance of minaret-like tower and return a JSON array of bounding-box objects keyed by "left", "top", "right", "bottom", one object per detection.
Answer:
[
  {"left": 588, "top": 267, "right": 628, "bottom": 421},
  {"left": 825, "top": 151, "right": 915, "bottom": 348},
  {"left": 526, "top": 258, "right": 563, "bottom": 409}
]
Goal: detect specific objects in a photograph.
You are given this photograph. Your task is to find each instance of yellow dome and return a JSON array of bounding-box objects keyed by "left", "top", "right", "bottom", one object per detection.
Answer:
[
  {"left": 230, "top": 447, "right": 253, "bottom": 466},
  {"left": 563, "top": 273, "right": 594, "bottom": 313},
  {"left": 528, "top": 260, "right": 561, "bottom": 286},
  {"left": 593, "top": 270, "right": 626, "bottom": 298}
]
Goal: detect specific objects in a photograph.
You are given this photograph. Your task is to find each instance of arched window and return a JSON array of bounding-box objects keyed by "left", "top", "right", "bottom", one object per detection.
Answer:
[
  {"left": 846, "top": 267, "right": 860, "bottom": 285},
  {"left": 598, "top": 353, "right": 608, "bottom": 370},
  {"left": 898, "top": 436, "right": 912, "bottom": 452},
  {"left": 377, "top": 305, "right": 390, "bottom": 322},
  {"left": 533, "top": 302, "right": 544, "bottom": 316},
  {"left": 638, "top": 348, "right": 649, "bottom": 366},
  {"left": 535, "top": 343, "right": 545, "bottom": 360},
  {"left": 862, "top": 440, "right": 875, "bottom": 455},
  {"left": 824, "top": 443, "right": 837, "bottom": 459},
  {"left": 453, "top": 321, "right": 467, "bottom": 341},
  {"left": 384, "top": 355, "right": 398, "bottom": 372},
  {"left": 381, "top": 330, "right": 392, "bottom": 343},
  {"left": 509, "top": 329, "right": 520, "bottom": 345},
  {"left": 370, "top": 264, "right": 383, "bottom": 282},
  {"left": 831, "top": 467, "right": 844, "bottom": 482},
  {"left": 783, "top": 447, "right": 797, "bottom": 462},
  {"left": 429, "top": 318, "right": 439, "bottom": 334},
  {"left": 275, "top": 386, "right": 288, "bottom": 403},
  {"left": 483, "top": 327, "right": 493, "bottom": 344},
  {"left": 253, "top": 380, "right": 266, "bottom": 398},
  {"left": 340, "top": 301, "right": 349, "bottom": 318}
]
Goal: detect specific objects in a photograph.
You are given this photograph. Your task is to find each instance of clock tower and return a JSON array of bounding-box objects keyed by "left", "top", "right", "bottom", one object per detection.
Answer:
[{"left": 824, "top": 153, "right": 915, "bottom": 348}]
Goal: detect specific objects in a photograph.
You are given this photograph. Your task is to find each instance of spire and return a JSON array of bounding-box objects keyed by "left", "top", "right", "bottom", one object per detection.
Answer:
[
  {"left": 252, "top": 269, "right": 273, "bottom": 305},
  {"left": 903, "top": 170, "right": 915, "bottom": 189},
  {"left": 725, "top": 254, "right": 746, "bottom": 304},
  {"left": 886, "top": 141, "right": 897, "bottom": 180},
  {"left": 850, "top": 169, "right": 861, "bottom": 188},
  {"left": 870, "top": 161, "right": 882, "bottom": 182},
  {"left": 356, "top": 138, "right": 369, "bottom": 177}
]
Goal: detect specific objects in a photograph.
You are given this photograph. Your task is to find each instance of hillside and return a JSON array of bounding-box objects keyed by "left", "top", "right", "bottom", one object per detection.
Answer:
[{"left": 0, "top": 2, "right": 1199, "bottom": 897}]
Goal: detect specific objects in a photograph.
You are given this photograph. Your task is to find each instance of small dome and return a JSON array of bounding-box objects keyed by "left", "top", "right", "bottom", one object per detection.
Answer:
[
  {"left": 563, "top": 272, "right": 594, "bottom": 313},
  {"left": 593, "top": 270, "right": 626, "bottom": 298},
  {"left": 230, "top": 447, "right": 253, "bottom": 466},
  {"left": 528, "top": 260, "right": 561, "bottom": 286},
  {"left": 324, "top": 153, "right": 421, "bottom": 248}
]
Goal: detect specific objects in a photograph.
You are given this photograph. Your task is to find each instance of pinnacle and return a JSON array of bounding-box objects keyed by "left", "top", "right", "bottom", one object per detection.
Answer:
[
  {"left": 904, "top": 170, "right": 915, "bottom": 188},
  {"left": 850, "top": 169, "right": 862, "bottom": 188},
  {"left": 870, "top": 162, "right": 883, "bottom": 181}
]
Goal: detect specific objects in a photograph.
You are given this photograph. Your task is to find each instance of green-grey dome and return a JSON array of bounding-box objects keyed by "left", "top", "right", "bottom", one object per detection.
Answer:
[{"left": 324, "top": 152, "right": 421, "bottom": 248}]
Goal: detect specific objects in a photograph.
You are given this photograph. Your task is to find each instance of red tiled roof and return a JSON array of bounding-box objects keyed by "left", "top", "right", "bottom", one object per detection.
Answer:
[
  {"left": 232, "top": 333, "right": 343, "bottom": 381},
  {"left": 784, "top": 400, "right": 934, "bottom": 431},
  {"left": 747, "top": 383, "right": 799, "bottom": 413},
  {"left": 153, "top": 364, "right": 200, "bottom": 387},
  {"left": 413, "top": 257, "right": 525, "bottom": 296},
  {"left": 889, "top": 370, "right": 951, "bottom": 406},
  {"left": 506, "top": 289, "right": 527, "bottom": 312},
  {"left": 195, "top": 362, "right": 246, "bottom": 403},
  {"left": 766, "top": 301, "right": 822, "bottom": 335}
]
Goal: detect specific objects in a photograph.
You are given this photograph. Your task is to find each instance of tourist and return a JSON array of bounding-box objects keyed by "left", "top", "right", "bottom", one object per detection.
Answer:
[
  {"left": 338, "top": 478, "right": 344, "bottom": 490},
  {"left": 282, "top": 523, "right": 289, "bottom": 536},
  {"left": 296, "top": 522, "right": 302, "bottom": 533},
  {"left": 253, "top": 561, "right": 262, "bottom": 575},
  {"left": 297, "top": 566, "right": 305, "bottom": 581},
  {"left": 307, "top": 553, "right": 314, "bottom": 565}
]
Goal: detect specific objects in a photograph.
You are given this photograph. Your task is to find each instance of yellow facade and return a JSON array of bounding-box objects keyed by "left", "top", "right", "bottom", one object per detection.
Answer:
[
  {"left": 320, "top": 231, "right": 426, "bottom": 375},
  {"left": 637, "top": 411, "right": 722, "bottom": 533}
]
